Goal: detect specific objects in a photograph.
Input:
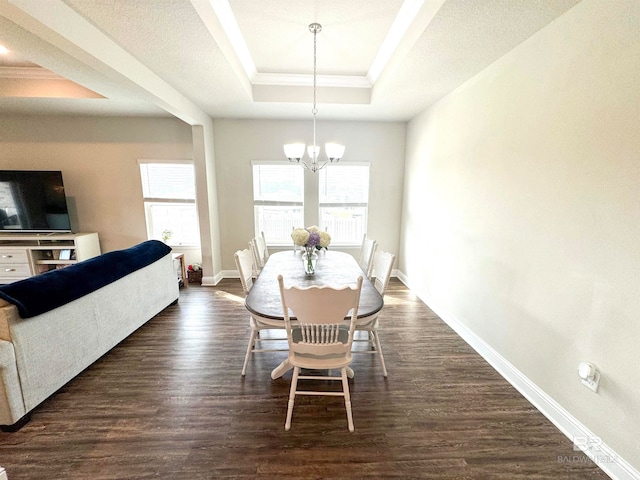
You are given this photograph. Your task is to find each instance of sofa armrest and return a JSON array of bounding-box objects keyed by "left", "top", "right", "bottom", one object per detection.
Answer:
[
  {"left": 0, "top": 301, "right": 14, "bottom": 342},
  {"left": 0, "top": 340, "right": 26, "bottom": 426}
]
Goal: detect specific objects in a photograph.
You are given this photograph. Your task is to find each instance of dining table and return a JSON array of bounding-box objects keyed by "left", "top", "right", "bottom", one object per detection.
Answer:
[{"left": 244, "top": 249, "right": 384, "bottom": 379}]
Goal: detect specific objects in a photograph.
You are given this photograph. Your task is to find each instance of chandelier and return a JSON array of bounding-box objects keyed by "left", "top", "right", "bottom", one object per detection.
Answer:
[{"left": 283, "top": 23, "right": 345, "bottom": 172}]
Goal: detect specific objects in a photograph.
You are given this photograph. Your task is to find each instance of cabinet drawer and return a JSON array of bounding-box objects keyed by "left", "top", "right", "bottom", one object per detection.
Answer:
[
  {"left": 0, "top": 250, "right": 29, "bottom": 264},
  {"left": 0, "top": 263, "right": 32, "bottom": 277},
  {"left": 0, "top": 276, "right": 29, "bottom": 284}
]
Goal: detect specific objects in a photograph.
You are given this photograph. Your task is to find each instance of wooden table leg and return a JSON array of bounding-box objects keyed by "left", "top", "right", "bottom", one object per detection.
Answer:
[{"left": 271, "top": 359, "right": 293, "bottom": 379}]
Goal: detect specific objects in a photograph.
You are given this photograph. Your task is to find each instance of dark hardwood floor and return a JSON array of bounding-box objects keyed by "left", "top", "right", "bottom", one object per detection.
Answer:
[{"left": 0, "top": 279, "right": 607, "bottom": 479}]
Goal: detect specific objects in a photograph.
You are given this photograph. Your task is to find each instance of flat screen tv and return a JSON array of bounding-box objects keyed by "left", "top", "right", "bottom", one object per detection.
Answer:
[{"left": 0, "top": 170, "right": 72, "bottom": 233}]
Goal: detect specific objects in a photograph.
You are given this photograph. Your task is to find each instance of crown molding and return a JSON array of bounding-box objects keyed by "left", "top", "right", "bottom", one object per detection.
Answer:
[
  {"left": 252, "top": 73, "right": 371, "bottom": 89},
  {"left": 0, "top": 66, "right": 64, "bottom": 79}
]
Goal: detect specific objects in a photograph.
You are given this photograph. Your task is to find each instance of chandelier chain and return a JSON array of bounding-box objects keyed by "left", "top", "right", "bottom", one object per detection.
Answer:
[
  {"left": 312, "top": 24, "right": 318, "bottom": 116},
  {"left": 282, "top": 22, "right": 343, "bottom": 172},
  {"left": 312, "top": 23, "right": 318, "bottom": 160}
]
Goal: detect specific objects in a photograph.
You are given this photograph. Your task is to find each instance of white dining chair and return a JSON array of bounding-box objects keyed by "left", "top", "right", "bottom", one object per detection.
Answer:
[
  {"left": 277, "top": 274, "right": 363, "bottom": 432},
  {"left": 249, "top": 231, "right": 269, "bottom": 277},
  {"left": 358, "top": 236, "right": 377, "bottom": 279},
  {"left": 357, "top": 233, "right": 367, "bottom": 263},
  {"left": 234, "top": 248, "right": 286, "bottom": 376},
  {"left": 353, "top": 250, "right": 395, "bottom": 377}
]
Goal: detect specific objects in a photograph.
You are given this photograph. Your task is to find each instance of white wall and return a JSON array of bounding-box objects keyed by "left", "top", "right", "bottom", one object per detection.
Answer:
[
  {"left": 401, "top": 0, "right": 640, "bottom": 473},
  {"left": 0, "top": 115, "right": 201, "bottom": 263},
  {"left": 213, "top": 119, "right": 406, "bottom": 270},
  {"left": 0, "top": 115, "right": 404, "bottom": 277}
]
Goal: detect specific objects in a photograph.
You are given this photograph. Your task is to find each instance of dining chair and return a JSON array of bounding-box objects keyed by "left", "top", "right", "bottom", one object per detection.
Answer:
[
  {"left": 248, "top": 239, "right": 260, "bottom": 277},
  {"left": 357, "top": 233, "right": 367, "bottom": 263},
  {"left": 249, "top": 231, "right": 269, "bottom": 277},
  {"left": 234, "top": 248, "right": 286, "bottom": 376},
  {"left": 353, "top": 250, "right": 395, "bottom": 377},
  {"left": 277, "top": 274, "right": 363, "bottom": 432},
  {"left": 358, "top": 236, "right": 377, "bottom": 279}
]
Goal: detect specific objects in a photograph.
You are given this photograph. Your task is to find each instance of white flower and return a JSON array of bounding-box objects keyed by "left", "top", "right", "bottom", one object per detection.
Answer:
[
  {"left": 291, "top": 226, "right": 331, "bottom": 250},
  {"left": 291, "top": 228, "right": 310, "bottom": 246},
  {"left": 318, "top": 231, "right": 331, "bottom": 249}
]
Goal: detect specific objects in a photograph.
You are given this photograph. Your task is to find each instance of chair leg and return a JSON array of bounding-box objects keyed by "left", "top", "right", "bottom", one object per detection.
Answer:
[
  {"left": 371, "top": 330, "right": 388, "bottom": 377},
  {"left": 341, "top": 367, "right": 354, "bottom": 432},
  {"left": 285, "top": 367, "right": 299, "bottom": 431},
  {"left": 241, "top": 328, "right": 257, "bottom": 376}
]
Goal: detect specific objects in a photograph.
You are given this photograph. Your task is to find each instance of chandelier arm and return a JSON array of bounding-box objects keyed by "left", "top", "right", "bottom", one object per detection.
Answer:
[{"left": 302, "top": 159, "right": 328, "bottom": 173}]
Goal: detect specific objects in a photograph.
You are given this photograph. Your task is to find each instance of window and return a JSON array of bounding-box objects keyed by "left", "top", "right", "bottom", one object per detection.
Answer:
[
  {"left": 139, "top": 161, "right": 200, "bottom": 246},
  {"left": 252, "top": 162, "right": 304, "bottom": 245},
  {"left": 319, "top": 164, "right": 369, "bottom": 245}
]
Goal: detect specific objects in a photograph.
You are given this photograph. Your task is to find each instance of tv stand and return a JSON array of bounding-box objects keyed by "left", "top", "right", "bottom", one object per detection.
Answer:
[{"left": 0, "top": 232, "right": 101, "bottom": 284}]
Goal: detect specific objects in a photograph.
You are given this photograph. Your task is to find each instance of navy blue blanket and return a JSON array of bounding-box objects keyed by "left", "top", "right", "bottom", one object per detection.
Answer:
[{"left": 0, "top": 240, "right": 171, "bottom": 318}]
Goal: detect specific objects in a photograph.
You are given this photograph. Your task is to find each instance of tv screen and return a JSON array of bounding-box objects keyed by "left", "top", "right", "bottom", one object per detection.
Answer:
[{"left": 0, "top": 170, "right": 72, "bottom": 232}]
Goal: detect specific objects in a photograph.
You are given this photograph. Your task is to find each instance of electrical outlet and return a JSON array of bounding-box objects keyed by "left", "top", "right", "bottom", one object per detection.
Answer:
[
  {"left": 578, "top": 362, "right": 600, "bottom": 393},
  {"left": 581, "top": 371, "right": 600, "bottom": 392}
]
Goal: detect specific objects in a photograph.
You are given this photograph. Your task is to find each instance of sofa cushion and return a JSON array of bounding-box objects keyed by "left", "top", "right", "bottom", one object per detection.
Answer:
[{"left": 0, "top": 240, "right": 171, "bottom": 318}]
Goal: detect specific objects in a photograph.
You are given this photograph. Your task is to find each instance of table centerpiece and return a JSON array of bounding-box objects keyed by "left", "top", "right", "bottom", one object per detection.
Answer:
[{"left": 291, "top": 226, "right": 331, "bottom": 275}]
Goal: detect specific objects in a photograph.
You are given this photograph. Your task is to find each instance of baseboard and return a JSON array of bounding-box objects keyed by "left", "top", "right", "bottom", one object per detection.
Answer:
[
  {"left": 201, "top": 272, "right": 223, "bottom": 286},
  {"left": 397, "top": 270, "right": 640, "bottom": 480},
  {"left": 221, "top": 269, "right": 240, "bottom": 279}
]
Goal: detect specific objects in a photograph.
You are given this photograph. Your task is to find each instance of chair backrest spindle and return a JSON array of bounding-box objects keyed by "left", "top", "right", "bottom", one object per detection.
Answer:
[{"left": 278, "top": 275, "right": 363, "bottom": 356}]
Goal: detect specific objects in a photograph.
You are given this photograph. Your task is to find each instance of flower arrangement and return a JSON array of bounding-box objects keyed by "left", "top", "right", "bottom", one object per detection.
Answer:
[
  {"left": 187, "top": 263, "right": 202, "bottom": 272},
  {"left": 291, "top": 226, "right": 331, "bottom": 274},
  {"left": 291, "top": 225, "right": 331, "bottom": 252}
]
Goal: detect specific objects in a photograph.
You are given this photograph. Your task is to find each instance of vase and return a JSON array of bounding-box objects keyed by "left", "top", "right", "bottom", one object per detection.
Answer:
[{"left": 302, "top": 251, "right": 318, "bottom": 275}]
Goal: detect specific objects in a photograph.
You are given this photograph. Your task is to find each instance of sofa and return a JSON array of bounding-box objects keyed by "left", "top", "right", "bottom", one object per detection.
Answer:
[{"left": 0, "top": 240, "right": 179, "bottom": 430}]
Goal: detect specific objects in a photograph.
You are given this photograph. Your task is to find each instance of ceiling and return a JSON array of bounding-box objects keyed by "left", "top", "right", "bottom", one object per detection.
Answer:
[{"left": 0, "top": 0, "right": 582, "bottom": 123}]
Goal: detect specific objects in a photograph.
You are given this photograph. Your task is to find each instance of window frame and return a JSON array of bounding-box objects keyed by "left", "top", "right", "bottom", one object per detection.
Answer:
[
  {"left": 318, "top": 162, "right": 370, "bottom": 246},
  {"left": 138, "top": 159, "right": 200, "bottom": 247},
  {"left": 252, "top": 161, "right": 305, "bottom": 246}
]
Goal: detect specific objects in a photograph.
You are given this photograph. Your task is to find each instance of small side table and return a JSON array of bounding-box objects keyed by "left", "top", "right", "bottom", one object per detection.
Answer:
[{"left": 172, "top": 253, "right": 186, "bottom": 288}]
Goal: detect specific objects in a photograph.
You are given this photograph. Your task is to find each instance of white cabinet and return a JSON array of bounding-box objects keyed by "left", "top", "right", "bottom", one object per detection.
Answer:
[
  {"left": 0, "top": 249, "right": 31, "bottom": 281},
  {"left": 0, "top": 233, "right": 101, "bottom": 284}
]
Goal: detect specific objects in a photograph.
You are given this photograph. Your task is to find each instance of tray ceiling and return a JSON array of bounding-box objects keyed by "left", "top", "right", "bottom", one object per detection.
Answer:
[{"left": 0, "top": 0, "right": 582, "bottom": 122}]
